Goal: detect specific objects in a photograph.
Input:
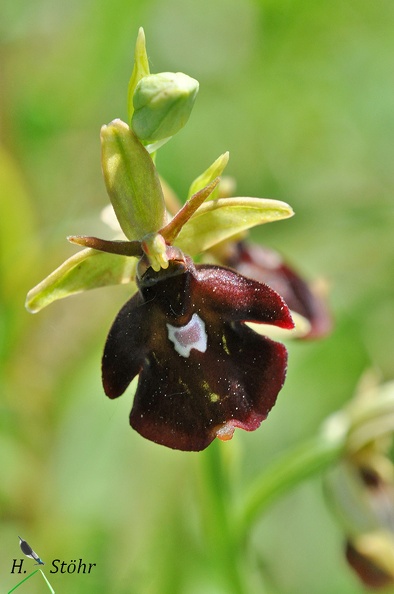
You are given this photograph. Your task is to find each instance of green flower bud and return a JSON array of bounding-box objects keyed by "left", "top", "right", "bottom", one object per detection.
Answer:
[{"left": 131, "top": 72, "right": 199, "bottom": 143}]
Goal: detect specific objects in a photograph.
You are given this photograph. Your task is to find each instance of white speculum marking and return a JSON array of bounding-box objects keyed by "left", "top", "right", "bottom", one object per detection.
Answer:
[{"left": 166, "top": 313, "right": 207, "bottom": 358}]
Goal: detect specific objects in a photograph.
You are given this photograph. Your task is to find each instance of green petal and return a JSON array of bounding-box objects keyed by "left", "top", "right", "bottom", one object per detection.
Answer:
[
  {"left": 174, "top": 197, "right": 294, "bottom": 255},
  {"left": 26, "top": 249, "right": 136, "bottom": 313},
  {"left": 101, "top": 119, "right": 166, "bottom": 240},
  {"left": 127, "top": 27, "right": 150, "bottom": 124},
  {"left": 187, "top": 152, "right": 229, "bottom": 199}
]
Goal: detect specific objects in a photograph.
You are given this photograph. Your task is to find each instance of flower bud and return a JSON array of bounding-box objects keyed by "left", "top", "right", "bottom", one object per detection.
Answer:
[
  {"left": 324, "top": 378, "right": 394, "bottom": 588},
  {"left": 131, "top": 72, "right": 199, "bottom": 143}
]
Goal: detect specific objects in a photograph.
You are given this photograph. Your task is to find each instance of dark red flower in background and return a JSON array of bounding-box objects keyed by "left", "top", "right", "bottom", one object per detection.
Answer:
[
  {"left": 102, "top": 252, "right": 294, "bottom": 451},
  {"left": 227, "top": 242, "right": 331, "bottom": 339}
]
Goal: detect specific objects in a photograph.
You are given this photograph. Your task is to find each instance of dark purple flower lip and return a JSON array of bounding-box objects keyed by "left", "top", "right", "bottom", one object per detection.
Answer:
[{"left": 102, "top": 253, "right": 294, "bottom": 451}]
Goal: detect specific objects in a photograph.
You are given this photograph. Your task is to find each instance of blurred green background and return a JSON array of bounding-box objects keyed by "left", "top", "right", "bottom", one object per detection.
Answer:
[{"left": 1, "top": 0, "right": 394, "bottom": 592}]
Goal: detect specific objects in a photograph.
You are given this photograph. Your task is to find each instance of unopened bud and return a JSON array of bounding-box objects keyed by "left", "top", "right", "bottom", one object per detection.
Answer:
[{"left": 131, "top": 72, "right": 199, "bottom": 143}]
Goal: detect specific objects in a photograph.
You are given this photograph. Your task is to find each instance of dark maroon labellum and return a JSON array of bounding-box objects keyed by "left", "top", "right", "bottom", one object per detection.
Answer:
[{"left": 102, "top": 254, "right": 294, "bottom": 451}]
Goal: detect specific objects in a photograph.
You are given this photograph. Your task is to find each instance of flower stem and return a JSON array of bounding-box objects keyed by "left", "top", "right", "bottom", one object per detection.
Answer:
[
  {"left": 236, "top": 432, "right": 346, "bottom": 543},
  {"left": 199, "top": 440, "right": 249, "bottom": 594}
]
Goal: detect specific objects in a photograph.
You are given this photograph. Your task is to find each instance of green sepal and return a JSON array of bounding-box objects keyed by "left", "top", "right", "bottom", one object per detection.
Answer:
[
  {"left": 131, "top": 72, "right": 199, "bottom": 143},
  {"left": 187, "top": 152, "right": 229, "bottom": 200},
  {"left": 101, "top": 119, "right": 166, "bottom": 240},
  {"left": 127, "top": 27, "right": 150, "bottom": 124},
  {"left": 174, "top": 197, "right": 294, "bottom": 256},
  {"left": 25, "top": 249, "right": 137, "bottom": 313}
]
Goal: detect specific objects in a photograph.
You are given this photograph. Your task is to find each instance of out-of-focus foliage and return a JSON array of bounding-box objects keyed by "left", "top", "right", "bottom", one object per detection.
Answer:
[{"left": 1, "top": 1, "right": 394, "bottom": 592}]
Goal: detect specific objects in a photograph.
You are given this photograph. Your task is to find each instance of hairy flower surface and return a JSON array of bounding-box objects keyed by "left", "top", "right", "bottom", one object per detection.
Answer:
[{"left": 102, "top": 253, "right": 294, "bottom": 451}]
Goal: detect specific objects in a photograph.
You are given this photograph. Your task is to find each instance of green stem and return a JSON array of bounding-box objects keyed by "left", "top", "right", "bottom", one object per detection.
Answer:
[
  {"left": 8, "top": 569, "right": 55, "bottom": 594},
  {"left": 8, "top": 569, "right": 39, "bottom": 593},
  {"left": 236, "top": 432, "right": 346, "bottom": 543},
  {"left": 199, "top": 440, "right": 249, "bottom": 594},
  {"left": 234, "top": 386, "right": 394, "bottom": 543},
  {"left": 40, "top": 569, "right": 55, "bottom": 593}
]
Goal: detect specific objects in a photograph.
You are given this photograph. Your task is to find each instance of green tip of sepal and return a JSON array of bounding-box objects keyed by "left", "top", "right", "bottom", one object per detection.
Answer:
[
  {"left": 127, "top": 27, "right": 150, "bottom": 123},
  {"left": 131, "top": 72, "right": 199, "bottom": 143},
  {"left": 100, "top": 119, "right": 166, "bottom": 240}
]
